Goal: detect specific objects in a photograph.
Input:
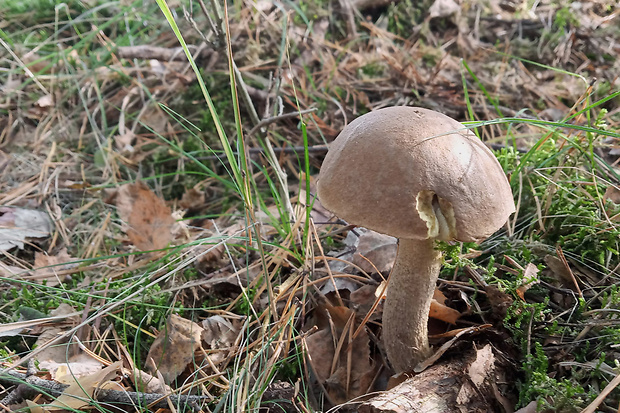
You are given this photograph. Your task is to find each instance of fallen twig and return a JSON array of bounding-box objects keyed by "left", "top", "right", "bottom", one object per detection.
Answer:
[{"left": 0, "top": 368, "right": 209, "bottom": 411}]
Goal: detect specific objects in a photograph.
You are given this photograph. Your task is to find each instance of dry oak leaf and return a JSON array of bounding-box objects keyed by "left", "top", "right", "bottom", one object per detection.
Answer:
[
  {"left": 146, "top": 314, "right": 204, "bottom": 384},
  {"left": 114, "top": 182, "right": 175, "bottom": 250}
]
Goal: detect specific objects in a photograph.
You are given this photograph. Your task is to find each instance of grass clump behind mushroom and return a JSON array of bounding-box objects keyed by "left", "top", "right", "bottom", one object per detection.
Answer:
[{"left": 483, "top": 117, "right": 620, "bottom": 410}]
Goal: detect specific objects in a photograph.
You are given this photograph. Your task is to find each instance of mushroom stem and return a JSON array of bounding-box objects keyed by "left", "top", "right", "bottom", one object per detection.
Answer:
[{"left": 383, "top": 237, "right": 442, "bottom": 373}]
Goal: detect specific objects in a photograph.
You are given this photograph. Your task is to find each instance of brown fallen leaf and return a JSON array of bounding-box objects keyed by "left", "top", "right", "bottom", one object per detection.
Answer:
[
  {"left": 604, "top": 185, "right": 620, "bottom": 204},
  {"left": 430, "top": 289, "right": 461, "bottom": 324},
  {"left": 305, "top": 304, "right": 376, "bottom": 405},
  {"left": 128, "top": 368, "right": 172, "bottom": 394},
  {"left": 32, "top": 248, "right": 77, "bottom": 286},
  {"left": 360, "top": 343, "right": 511, "bottom": 413},
  {"left": 0, "top": 262, "right": 27, "bottom": 280},
  {"left": 113, "top": 182, "right": 175, "bottom": 250},
  {"left": 429, "top": 298, "right": 461, "bottom": 325},
  {"left": 352, "top": 230, "right": 397, "bottom": 274},
  {"left": 179, "top": 186, "right": 205, "bottom": 210},
  {"left": 34, "top": 303, "right": 80, "bottom": 363},
  {"left": 146, "top": 314, "right": 204, "bottom": 384},
  {"left": 203, "top": 312, "right": 240, "bottom": 339},
  {"left": 467, "top": 344, "right": 495, "bottom": 388}
]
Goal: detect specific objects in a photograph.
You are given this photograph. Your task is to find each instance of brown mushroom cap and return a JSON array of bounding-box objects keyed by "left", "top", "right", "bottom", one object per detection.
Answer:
[{"left": 317, "top": 107, "right": 515, "bottom": 242}]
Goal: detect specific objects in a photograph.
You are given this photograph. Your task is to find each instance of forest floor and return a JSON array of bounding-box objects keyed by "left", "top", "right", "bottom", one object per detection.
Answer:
[{"left": 1, "top": 0, "right": 620, "bottom": 412}]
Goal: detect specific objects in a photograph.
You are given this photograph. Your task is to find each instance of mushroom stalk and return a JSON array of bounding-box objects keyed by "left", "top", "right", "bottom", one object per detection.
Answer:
[{"left": 383, "top": 238, "right": 442, "bottom": 373}]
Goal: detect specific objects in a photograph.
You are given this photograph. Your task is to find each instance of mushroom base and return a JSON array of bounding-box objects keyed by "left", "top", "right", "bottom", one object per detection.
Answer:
[{"left": 382, "top": 237, "right": 442, "bottom": 373}]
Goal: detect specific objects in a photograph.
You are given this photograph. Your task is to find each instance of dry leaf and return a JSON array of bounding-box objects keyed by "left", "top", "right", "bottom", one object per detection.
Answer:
[
  {"left": 544, "top": 255, "right": 575, "bottom": 286},
  {"left": 114, "top": 182, "right": 175, "bottom": 250},
  {"left": 467, "top": 344, "right": 495, "bottom": 388},
  {"left": 34, "top": 304, "right": 80, "bottom": 363},
  {"left": 456, "top": 345, "right": 496, "bottom": 405},
  {"left": 430, "top": 290, "right": 461, "bottom": 324},
  {"left": 604, "top": 185, "right": 620, "bottom": 204},
  {"left": 201, "top": 315, "right": 243, "bottom": 367},
  {"left": 50, "top": 361, "right": 120, "bottom": 411},
  {"left": 416, "top": 325, "right": 492, "bottom": 373},
  {"left": 0, "top": 262, "right": 27, "bottom": 280},
  {"left": 25, "top": 400, "right": 47, "bottom": 413},
  {"left": 201, "top": 315, "right": 242, "bottom": 349},
  {"left": 114, "top": 131, "right": 136, "bottom": 153},
  {"left": 305, "top": 304, "right": 376, "bottom": 404},
  {"left": 179, "top": 187, "right": 205, "bottom": 210},
  {"left": 352, "top": 231, "right": 397, "bottom": 274},
  {"left": 39, "top": 353, "right": 104, "bottom": 384},
  {"left": 0, "top": 207, "right": 52, "bottom": 251},
  {"left": 34, "top": 94, "right": 53, "bottom": 108},
  {"left": 350, "top": 284, "right": 382, "bottom": 320},
  {"left": 33, "top": 248, "right": 77, "bottom": 286},
  {"left": 146, "top": 314, "right": 204, "bottom": 384},
  {"left": 129, "top": 368, "right": 172, "bottom": 394},
  {"left": 429, "top": 298, "right": 461, "bottom": 324},
  {"left": 516, "top": 263, "right": 540, "bottom": 301},
  {"left": 140, "top": 104, "right": 168, "bottom": 134}
]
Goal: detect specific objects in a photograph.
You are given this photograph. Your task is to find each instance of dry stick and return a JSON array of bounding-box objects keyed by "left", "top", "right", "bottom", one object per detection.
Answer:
[
  {"left": 581, "top": 372, "right": 620, "bottom": 413},
  {"left": 246, "top": 108, "right": 317, "bottom": 137},
  {"left": 0, "top": 369, "right": 208, "bottom": 411}
]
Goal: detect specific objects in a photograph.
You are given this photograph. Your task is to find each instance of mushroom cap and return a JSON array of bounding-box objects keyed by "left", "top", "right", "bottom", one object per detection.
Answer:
[{"left": 317, "top": 106, "right": 515, "bottom": 242}]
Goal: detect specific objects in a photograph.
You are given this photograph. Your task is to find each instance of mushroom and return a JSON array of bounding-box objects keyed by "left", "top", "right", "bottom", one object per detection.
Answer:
[{"left": 317, "top": 107, "right": 515, "bottom": 373}]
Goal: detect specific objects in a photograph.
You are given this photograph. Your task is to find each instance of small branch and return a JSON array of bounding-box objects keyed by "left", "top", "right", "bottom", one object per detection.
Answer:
[
  {"left": 0, "top": 368, "right": 208, "bottom": 411},
  {"left": 247, "top": 108, "right": 318, "bottom": 137}
]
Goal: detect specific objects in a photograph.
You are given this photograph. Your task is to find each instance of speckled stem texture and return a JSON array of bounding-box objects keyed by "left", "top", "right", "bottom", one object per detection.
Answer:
[{"left": 383, "top": 237, "right": 442, "bottom": 373}]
